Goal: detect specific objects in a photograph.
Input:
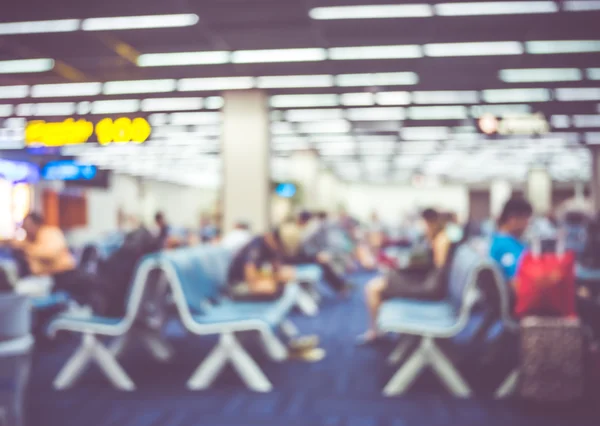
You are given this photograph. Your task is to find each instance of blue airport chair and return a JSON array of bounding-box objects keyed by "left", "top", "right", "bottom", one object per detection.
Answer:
[
  {"left": 294, "top": 264, "right": 322, "bottom": 315},
  {"left": 0, "top": 294, "right": 33, "bottom": 426},
  {"left": 575, "top": 264, "right": 600, "bottom": 281},
  {"left": 377, "top": 244, "right": 488, "bottom": 397},
  {"left": 47, "top": 255, "right": 160, "bottom": 391},
  {"left": 159, "top": 246, "right": 301, "bottom": 392}
]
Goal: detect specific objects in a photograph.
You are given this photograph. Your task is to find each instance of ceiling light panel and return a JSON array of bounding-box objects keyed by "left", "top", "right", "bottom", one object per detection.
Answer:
[
  {"left": 340, "top": 93, "right": 374, "bottom": 106},
  {"left": 0, "top": 58, "right": 54, "bottom": 74},
  {"left": 555, "top": 88, "right": 600, "bottom": 101},
  {"left": 346, "top": 107, "right": 405, "bottom": 121},
  {"left": 573, "top": 115, "right": 600, "bottom": 128},
  {"left": 298, "top": 120, "right": 351, "bottom": 134},
  {"left": 526, "top": 40, "right": 600, "bottom": 54},
  {"left": 471, "top": 104, "right": 531, "bottom": 116},
  {"left": 424, "top": 41, "right": 523, "bottom": 56},
  {"left": 310, "top": 135, "right": 354, "bottom": 143},
  {"left": 435, "top": 1, "right": 558, "bottom": 16},
  {"left": 204, "top": 96, "right": 224, "bottom": 110},
  {"left": 271, "top": 122, "right": 297, "bottom": 135},
  {"left": 309, "top": 4, "right": 433, "bottom": 19},
  {"left": 31, "top": 82, "right": 102, "bottom": 98},
  {"left": 103, "top": 79, "right": 176, "bottom": 95},
  {"left": 336, "top": 72, "right": 418, "bottom": 87},
  {"left": 551, "top": 115, "right": 571, "bottom": 128},
  {"left": 564, "top": 0, "right": 600, "bottom": 11},
  {"left": 482, "top": 88, "right": 551, "bottom": 103},
  {"left": 82, "top": 14, "right": 199, "bottom": 31},
  {"left": 33, "top": 102, "right": 76, "bottom": 116},
  {"left": 256, "top": 75, "right": 333, "bottom": 88},
  {"left": 270, "top": 94, "right": 339, "bottom": 108},
  {"left": 376, "top": 91, "right": 412, "bottom": 105},
  {"left": 137, "top": 51, "right": 230, "bottom": 67},
  {"left": 329, "top": 45, "right": 422, "bottom": 60},
  {"left": 0, "top": 86, "right": 29, "bottom": 99},
  {"left": 232, "top": 48, "right": 326, "bottom": 63},
  {"left": 408, "top": 106, "right": 468, "bottom": 120},
  {"left": 586, "top": 132, "right": 600, "bottom": 144},
  {"left": 359, "top": 141, "right": 395, "bottom": 155},
  {"left": 91, "top": 100, "right": 140, "bottom": 114},
  {"left": 141, "top": 97, "right": 203, "bottom": 112},
  {"left": 400, "top": 127, "right": 448, "bottom": 140},
  {"left": 0, "top": 105, "right": 13, "bottom": 117},
  {"left": 178, "top": 77, "right": 255, "bottom": 91},
  {"left": 499, "top": 68, "right": 582, "bottom": 82},
  {"left": 285, "top": 109, "right": 344, "bottom": 121},
  {"left": 0, "top": 19, "right": 80, "bottom": 35},
  {"left": 587, "top": 68, "right": 600, "bottom": 80},
  {"left": 412, "top": 90, "right": 479, "bottom": 104},
  {"left": 170, "top": 112, "right": 220, "bottom": 125}
]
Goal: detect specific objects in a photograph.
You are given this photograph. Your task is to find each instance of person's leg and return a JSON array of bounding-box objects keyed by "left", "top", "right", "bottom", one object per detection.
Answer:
[
  {"left": 361, "top": 276, "right": 388, "bottom": 342},
  {"left": 317, "top": 260, "right": 347, "bottom": 293}
]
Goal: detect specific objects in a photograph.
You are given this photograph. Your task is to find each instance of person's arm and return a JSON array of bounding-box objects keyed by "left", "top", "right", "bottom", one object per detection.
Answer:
[
  {"left": 432, "top": 233, "right": 451, "bottom": 268},
  {"left": 243, "top": 262, "right": 278, "bottom": 293},
  {"left": 24, "top": 228, "right": 67, "bottom": 261}
]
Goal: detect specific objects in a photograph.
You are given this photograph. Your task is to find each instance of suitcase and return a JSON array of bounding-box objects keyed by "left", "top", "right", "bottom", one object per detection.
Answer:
[{"left": 519, "top": 316, "right": 584, "bottom": 401}]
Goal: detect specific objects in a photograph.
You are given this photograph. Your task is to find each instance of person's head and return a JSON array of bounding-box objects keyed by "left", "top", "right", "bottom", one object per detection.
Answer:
[
  {"left": 297, "top": 211, "right": 313, "bottom": 227},
  {"left": 154, "top": 211, "right": 166, "bottom": 228},
  {"left": 421, "top": 208, "right": 441, "bottom": 235},
  {"left": 22, "top": 212, "right": 44, "bottom": 240},
  {"left": 316, "top": 211, "right": 328, "bottom": 221},
  {"left": 497, "top": 197, "right": 533, "bottom": 237},
  {"left": 266, "top": 222, "right": 302, "bottom": 258},
  {"left": 234, "top": 220, "right": 250, "bottom": 231}
]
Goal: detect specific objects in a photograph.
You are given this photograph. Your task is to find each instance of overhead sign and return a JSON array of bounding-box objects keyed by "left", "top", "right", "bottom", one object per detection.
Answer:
[
  {"left": 25, "top": 117, "right": 151, "bottom": 147},
  {"left": 0, "top": 118, "right": 26, "bottom": 150},
  {"left": 478, "top": 113, "right": 550, "bottom": 136},
  {"left": 0, "top": 159, "right": 39, "bottom": 183},
  {"left": 42, "top": 160, "right": 97, "bottom": 181},
  {"left": 275, "top": 183, "right": 297, "bottom": 198}
]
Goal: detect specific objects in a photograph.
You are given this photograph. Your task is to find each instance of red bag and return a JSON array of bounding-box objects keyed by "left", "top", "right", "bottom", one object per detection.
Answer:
[{"left": 514, "top": 245, "right": 576, "bottom": 318}]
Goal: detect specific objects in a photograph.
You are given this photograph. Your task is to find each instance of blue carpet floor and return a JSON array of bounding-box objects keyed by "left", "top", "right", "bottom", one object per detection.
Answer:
[{"left": 26, "top": 272, "right": 600, "bottom": 426}]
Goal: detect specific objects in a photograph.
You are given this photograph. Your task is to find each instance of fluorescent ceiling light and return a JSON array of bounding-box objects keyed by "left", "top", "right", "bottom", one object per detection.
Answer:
[
  {"left": 573, "top": 115, "right": 600, "bottom": 128},
  {"left": 0, "top": 85, "right": 28, "bottom": 99},
  {"left": 499, "top": 68, "right": 582, "bottom": 82},
  {"left": 311, "top": 135, "right": 354, "bottom": 143},
  {"left": 346, "top": 107, "right": 405, "bottom": 121},
  {"left": 0, "top": 105, "right": 13, "bottom": 117},
  {"left": 33, "top": 102, "right": 76, "bottom": 116},
  {"left": 256, "top": 75, "right": 333, "bottom": 89},
  {"left": 336, "top": 72, "right": 418, "bottom": 87},
  {"left": 103, "top": 79, "right": 176, "bottom": 95},
  {"left": 232, "top": 48, "right": 326, "bottom": 64},
  {"left": 482, "top": 88, "right": 550, "bottom": 103},
  {"left": 376, "top": 91, "right": 412, "bottom": 105},
  {"left": 271, "top": 122, "right": 296, "bottom": 135},
  {"left": 138, "top": 51, "right": 230, "bottom": 67},
  {"left": 329, "top": 45, "right": 422, "bottom": 60},
  {"left": 564, "top": 1, "right": 600, "bottom": 11},
  {"left": 588, "top": 68, "right": 600, "bottom": 80},
  {"left": 552, "top": 115, "right": 571, "bottom": 128},
  {"left": 31, "top": 82, "right": 102, "bottom": 98},
  {"left": 204, "top": 96, "right": 224, "bottom": 109},
  {"left": 141, "top": 97, "right": 203, "bottom": 112},
  {"left": 586, "top": 132, "right": 600, "bottom": 144},
  {"left": 82, "top": 14, "right": 199, "bottom": 31},
  {"left": 170, "top": 112, "right": 220, "bottom": 125},
  {"left": 408, "top": 106, "right": 468, "bottom": 120},
  {"left": 400, "top": 127, "right": 449, "bottom": 140},
  {"left": 270, "top": 94, "right": 339, "bottom": 108},
  {"left": 340, "top": 93, "right": 374, "bottom": 106},
  {"left": 471, "top": 104, "right": 531, "bottom": 117},
  {"left": 412, "top": 91, "right": 478, "bottom": 104},
  {"left": 77, "top": 101, "right": 92, "bottom": 115},
  {"left": 309, "top": 4, "right": 433, "bottom": 19},
  {"left": 178, "top": 77, "right": 254, "bottom": 91},
  {"left": 298, "top": 120, "right": 351, "bottom": 134},
  {"left": 425, "top": 42, "right": 523, "bottom": 56},
  {"left": 286, "top": 109, "right": 344, "bottom": 122},
  {"left": 0, "top": 19, "right": 80, "bottom": 35},
  {"left": 435, "top": 1, "right": 557, "bottom": 16},
  {"left": 148, "top": 114, "right": 169, "bottom": 126},
  {"left": 0, "top": 58, "right": 54, "bottom": 74},
  {"left": 359, "top": 141, "right": 395, "bottom": 155},
  {"left": 91, "top": 100, "right": 140, "bottom": 114},
  {"left": 555, "top": 88, "right": 600, "bottom": 101},
  {"left": 526, "top": 40, "right": 600, "bottom": 54}
]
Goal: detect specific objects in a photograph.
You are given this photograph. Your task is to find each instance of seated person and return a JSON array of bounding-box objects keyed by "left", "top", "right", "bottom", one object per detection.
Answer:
[
  {"left": 360, "top": 208, "right": 451, "bottom": 343},
  {"left": 153, "top": 211, "right": 171, "bottom": 249},
  {"left": 221, "top": 221, "right": 252, "bottom": 254},
  {"left": 226, "top": 222, "right": 301, "bottom": 300}
]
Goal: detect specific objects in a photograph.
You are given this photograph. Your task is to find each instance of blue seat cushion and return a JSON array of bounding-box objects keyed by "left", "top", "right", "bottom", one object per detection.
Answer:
[
  {"left": 53, "top": 314, "right": 122, "bottom": 327},
  {"left": 295, "top": 264, "right": 323, "bottom": 283},
  {"left": 194, "top": 300, "right": 289, "bottom": 329},
  {"left": 32, "top": 292, "right": 70, "bottom": 310},
  {"left": 378, "top": 299, "right": 458, "bottom": 335},
  {"left": 576, "top": 264, "right": 600, "bottom": 281}
]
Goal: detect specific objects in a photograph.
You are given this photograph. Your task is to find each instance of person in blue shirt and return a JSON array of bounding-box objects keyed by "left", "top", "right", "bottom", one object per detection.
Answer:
[{"left": 489, "top": 197, "right": 533, "bottom": 284}]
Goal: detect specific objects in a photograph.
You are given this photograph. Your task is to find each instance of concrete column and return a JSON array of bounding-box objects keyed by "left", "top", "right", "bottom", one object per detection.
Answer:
[
  {"left": 591, "top": 146, "right": 600, "bottom": 213},
  {"left": 490, "top": 180, "right": 512, "bottom": 219},
  {"left": 316, "top": 170, "right": 339, "bottom": 212},
  {"left": 290, "top": 150, "right": 320, "bottom": 210},
  {"left": 222, "top": 90, "right": 270, "bottom": 233},
  {"left": 527, "top": 167, "right": 552, "bottom": 215}
]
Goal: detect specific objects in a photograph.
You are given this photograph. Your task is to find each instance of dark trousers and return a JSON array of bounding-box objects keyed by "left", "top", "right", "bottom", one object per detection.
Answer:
[
  {"left": 53, "top": 269, "right": 107, "bottom": 312},
  {"left": 289, "top": 253, "right": 346, "bottom": 293}
]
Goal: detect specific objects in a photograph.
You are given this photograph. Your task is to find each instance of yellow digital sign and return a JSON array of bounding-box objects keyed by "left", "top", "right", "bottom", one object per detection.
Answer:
[{"left": 25, "top": 117, "right": 151, "bottom": 147}]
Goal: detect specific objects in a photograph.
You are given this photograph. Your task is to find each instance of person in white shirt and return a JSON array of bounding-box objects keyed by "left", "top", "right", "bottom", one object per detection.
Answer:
[{"left": 221, "top": 221, "right": 252, "bottom": 254}]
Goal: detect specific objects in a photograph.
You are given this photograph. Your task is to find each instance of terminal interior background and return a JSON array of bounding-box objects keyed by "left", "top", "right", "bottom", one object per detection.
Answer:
[{"left": 0, "top": 0, "right": 600, "bottom": 425}]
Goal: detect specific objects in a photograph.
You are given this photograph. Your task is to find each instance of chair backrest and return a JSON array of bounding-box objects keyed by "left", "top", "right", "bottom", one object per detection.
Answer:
[
  {"left": 447, "top": 244, "right": 485, "bottom": 312},
  {"left": 159, "top": 246, "right": 223, "bottom": 314},
  {"left": 120, "top": 253, "right": 161, "bottom": 325},
  {"left": 0, "top": 294, "right": 31, "bottom": 340}
]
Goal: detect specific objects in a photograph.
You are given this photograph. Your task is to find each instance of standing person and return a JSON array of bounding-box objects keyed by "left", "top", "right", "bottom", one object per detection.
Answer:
[
  {"left": 359, "top": 208, "right": 451, "bottom": 344},
  {"left": 154, "top": 211, "right": 170, "bottom": 249}
]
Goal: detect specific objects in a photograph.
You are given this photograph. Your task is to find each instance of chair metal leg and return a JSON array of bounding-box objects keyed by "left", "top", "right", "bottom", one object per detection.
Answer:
[
  {"left": 296, "top": 288, "right": 318, "bottom": 316},
  {"left": 227, "top": 334, "right": 273, "bottom": 392},
  {"left": 90, "top": 337, "right": 135, "bottom": 391},
  {"left": 109, "top": 335, "right": 130, "bottom": 358},
  {"left": 53, "top": 334, "right": 95, "bottom": 390},
  {"left": 138, "top": 329, "right": 174, "bottom": 363},
  {"left": 187, "top": 334, "right": 231, "bottom": 391},
  {"left": 388, "top": 335, "right": 418, "bottom": 365},
  {"left": 259, "top": 329, "right": 288, "bottom": 362},
  {"left": 427, "top": 339, "right": 471, "bottom": 397},
  {"left": 280, "top": 320, "right": 298, "bottom": 338},
  {"left": 383, "top": 338, "right": 429, "bottom": 396},
  {"left": 495, "top": 369, "right": 519, "bottom": 399}
]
